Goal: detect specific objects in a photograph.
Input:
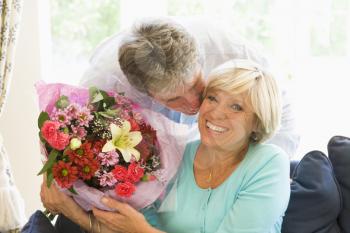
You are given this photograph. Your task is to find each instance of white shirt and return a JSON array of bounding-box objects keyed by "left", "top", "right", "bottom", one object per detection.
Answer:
[{"left": 80, "top": 17, "right": 300, "bottom": 157}]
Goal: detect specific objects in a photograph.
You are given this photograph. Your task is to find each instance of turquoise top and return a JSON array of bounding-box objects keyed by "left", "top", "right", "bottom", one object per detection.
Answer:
[{"left": 155, "top": 140, "right": 290, "bottom": 233}]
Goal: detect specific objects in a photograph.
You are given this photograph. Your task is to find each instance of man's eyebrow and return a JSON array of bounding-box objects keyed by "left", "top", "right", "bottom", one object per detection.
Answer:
[
  {"left": 166, "top": 96, "right": 180, "bottom": 102},
  {"left": 190, "top": 78, "right": 200, "bottom": 89}
]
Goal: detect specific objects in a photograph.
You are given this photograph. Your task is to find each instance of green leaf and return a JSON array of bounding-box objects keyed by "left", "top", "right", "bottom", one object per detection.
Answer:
[
  {"left": 46, "top": 170, "right": 54, "bottom": 188},
  {"left": 89, "top": 87, "right": 104, "bottom": 103},
  {"left": 39, "top": 132, "right": 46, "bottom": 143},
  {"left": 37, "top": 150, "right": 59, "bottom": 176},
  {"left": 100, "top": 90, "right": 116, "bottom": 108},
  {"left": 99, "top": 109, "right": 119, "bottom": 118},
  {"left": 68, "top": 186, "right": 78, "bottom": 195},
  {"left": 104, "top": 97, "right": 116, "bottom": 109},
  {"left": 55, "top": 95, "right": 70, "bottom": 109},
  {"left": 89, "top": 86, "right": 98, "bottom": 99},
  {"left": 92, "top": 92, "right": 104, "bottom": 103},
  {"left": 38, "top": 112, "right": 50, "bottom": 129}
]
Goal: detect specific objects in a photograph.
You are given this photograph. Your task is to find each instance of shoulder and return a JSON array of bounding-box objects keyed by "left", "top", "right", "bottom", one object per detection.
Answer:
[
  {"left": 245, "top": 143, "right": 290, "bottom": 175},
  {"left": 184, "top": 140, "right": 201, "bottom": 156},
  {"left": 251, "top": 143, "right": 288, "bottom": 159},
  {"left": 90, "top": 31, "right": 127, "bottom": 63},
  {"left": 179, "top": 140, "right": 200, "bottom": 166}
]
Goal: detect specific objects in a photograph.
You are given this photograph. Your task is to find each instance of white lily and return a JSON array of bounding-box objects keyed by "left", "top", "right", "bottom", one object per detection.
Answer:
[{"left": 102, "top": 121, "right": 142, "bottom": 162}]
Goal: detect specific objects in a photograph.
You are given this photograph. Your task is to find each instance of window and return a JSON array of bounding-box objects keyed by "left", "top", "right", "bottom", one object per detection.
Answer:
[
  {"left": 48, "top": 0, "right": 350, "bottom": 157},
  {"left": 50, "top": 0, "right": 121, "bottom": 84}
]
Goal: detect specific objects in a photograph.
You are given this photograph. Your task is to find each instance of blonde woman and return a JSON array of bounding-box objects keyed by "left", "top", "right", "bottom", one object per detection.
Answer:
[{"left": 87, "top": 59, "right": 290, "bottom": 233}]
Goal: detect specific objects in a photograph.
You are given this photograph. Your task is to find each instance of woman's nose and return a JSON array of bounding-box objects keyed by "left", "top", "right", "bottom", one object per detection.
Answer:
[{"left": 209, "top": 104, "right": 228, "bottom": 119}]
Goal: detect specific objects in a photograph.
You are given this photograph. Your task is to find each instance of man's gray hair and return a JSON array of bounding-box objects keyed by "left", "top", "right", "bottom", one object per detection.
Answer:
[{"left": 118, "top": 18, "right": 200, "bottom": 96}]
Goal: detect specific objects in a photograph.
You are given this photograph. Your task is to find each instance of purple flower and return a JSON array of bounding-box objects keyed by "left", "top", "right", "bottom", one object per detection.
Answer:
[
  {"left": 66, "top": 103, "right": 81, "bottom": 118},
  {"left": 77, "top": 106, "right": 93, "bottom": 127},
  {"left": 71, "top": 125, "right": 87, "bottom": 139},
  {"left": 98, "top": 171, "right": 117, "bottom": 187},
  {"left": 51, "top": 108, "right": 71, "bottom": 126},
  {"left": 133, "top": 112, "right": 144, "bottom": 124},
  {"left": 115, "top": 95, "right": 132, "bottom": 106},
  {"left": 97, "top": 151, "right": 119, "bottom": 166}
]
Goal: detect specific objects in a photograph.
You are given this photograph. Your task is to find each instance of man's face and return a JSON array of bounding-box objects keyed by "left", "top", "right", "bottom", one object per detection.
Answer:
[{"left": 150, "top": 71, "right": 206, "bottom": 115}]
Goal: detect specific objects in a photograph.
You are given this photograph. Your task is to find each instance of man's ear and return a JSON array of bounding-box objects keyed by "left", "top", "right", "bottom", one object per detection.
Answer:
[{"left": 146, "top": 90, "right": 154, "bottom": 98}]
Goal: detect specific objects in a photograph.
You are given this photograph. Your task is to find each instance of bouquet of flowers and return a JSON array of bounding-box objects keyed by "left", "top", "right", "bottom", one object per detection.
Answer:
[{"left": 36, "top": 81, "right": 188, "bottom": 211}]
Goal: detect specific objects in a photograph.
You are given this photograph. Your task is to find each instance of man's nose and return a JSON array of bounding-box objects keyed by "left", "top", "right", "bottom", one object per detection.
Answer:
[{"left": 185, "top": 94, "right": 201, "bottom": 109}]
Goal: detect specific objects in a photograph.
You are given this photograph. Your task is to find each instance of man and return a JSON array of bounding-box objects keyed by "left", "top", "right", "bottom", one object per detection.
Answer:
[{"left": 80, "top": 17, "right": 299, "bottom": 157}]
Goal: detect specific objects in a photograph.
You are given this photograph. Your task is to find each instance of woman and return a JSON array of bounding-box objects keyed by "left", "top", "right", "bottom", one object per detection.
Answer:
[{"left": 41, "top": 59, "right": 290, "bottom": 233}]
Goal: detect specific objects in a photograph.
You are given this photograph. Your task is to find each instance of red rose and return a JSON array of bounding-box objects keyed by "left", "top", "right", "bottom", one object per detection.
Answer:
[
  {"left": 112, "top": 165, "right": 128, "bottom": 182},
  {"left": 41, "top": 121, "right": 60, "bottom": 141},
  {"left": 139, "top": 124, "right": 157, "bottom": 144},
  {"left": 92, "top": 140, "right": 104, "bottom": 155},
  {"left": 129, "top": 119, "right": 140, "bottom": 131},
  {"left": 127, "top": 162, "right": 144, "bottom": 183},
  {"left": 136, "top": 140, "right": 151, "bottom": 161},
  {"left": 115, "top": 181, "right": 135, "bottom": 198}
]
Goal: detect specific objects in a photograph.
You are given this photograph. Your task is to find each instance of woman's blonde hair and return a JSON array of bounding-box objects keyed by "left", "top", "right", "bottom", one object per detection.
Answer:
[{"left": 204, "top": 59, "right": 281, "bottom": 143}]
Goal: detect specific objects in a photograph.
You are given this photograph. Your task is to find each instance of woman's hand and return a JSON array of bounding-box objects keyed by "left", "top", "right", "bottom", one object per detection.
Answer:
[
  {"left": 93, "top": 197, "right": 163, "bottom": 233},
  {"left": 40, "top": 174, "right": 81, "bottom": 218}
]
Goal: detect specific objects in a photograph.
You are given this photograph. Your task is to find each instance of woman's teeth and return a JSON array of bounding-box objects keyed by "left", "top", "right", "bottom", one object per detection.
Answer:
[{"left": 206, "top": 121, "right": 228, "bottom": 133}]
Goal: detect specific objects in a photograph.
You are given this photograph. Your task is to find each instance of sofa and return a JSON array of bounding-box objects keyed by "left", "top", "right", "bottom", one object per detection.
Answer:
[
  {"left": 282, "top": 135, "right": 350, "bottom": 233},
  {"left": 21, "top": 136, "right": 350, "bottom": 233}
]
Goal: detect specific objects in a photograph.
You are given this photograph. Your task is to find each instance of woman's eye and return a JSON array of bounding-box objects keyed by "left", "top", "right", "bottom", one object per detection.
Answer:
[
  {"left": 207, "top": 95, "right": 216, "bottom": 102},
  {"left": 231, "top": 104, "right": 243, "bottom": 111}
]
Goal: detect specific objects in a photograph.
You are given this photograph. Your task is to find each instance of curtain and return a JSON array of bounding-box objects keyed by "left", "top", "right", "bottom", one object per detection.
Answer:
[{"left": 0, "top": 0, "right": 26, "bottom": 231}]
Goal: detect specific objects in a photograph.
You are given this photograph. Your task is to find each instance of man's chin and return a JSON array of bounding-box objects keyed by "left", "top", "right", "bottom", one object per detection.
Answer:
[{"left": 184, "top": 110, "right": 199, "bottom": 115}]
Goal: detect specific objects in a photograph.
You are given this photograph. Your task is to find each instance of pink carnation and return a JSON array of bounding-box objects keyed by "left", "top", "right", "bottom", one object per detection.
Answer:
[
  {"left": 115, "top": 181, "right": 135, "bottom": 197},
  {"left": 50, "top": 132, "right": 70, "bottom": 150},
  {"left": 112, "top": 165, "right": 128, "bottom": 182},
  {"left": 127, "top": 162, "right": 144, "bottom": 183},
  {"left": 41, "top": 121, "right": 60, "bottom": 140},
  {"left": 41, "top": 121, "right": 70, "bottom": 150}
]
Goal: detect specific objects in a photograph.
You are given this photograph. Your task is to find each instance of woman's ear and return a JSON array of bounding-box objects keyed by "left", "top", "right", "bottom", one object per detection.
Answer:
[
  {"left": 252, "top": 116, "right": 259, "bottom": 132},
  {"left": 250, "top": 131, "right": 259, "bottom": 142},
  {"left": 250, "top": 118, "right": 261, "bottom": 142}
]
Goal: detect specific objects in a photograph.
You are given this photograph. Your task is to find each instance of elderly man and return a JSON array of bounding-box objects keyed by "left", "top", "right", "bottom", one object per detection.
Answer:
[{"left": 80, "top": 17, "right": 299, "bottom": 157}]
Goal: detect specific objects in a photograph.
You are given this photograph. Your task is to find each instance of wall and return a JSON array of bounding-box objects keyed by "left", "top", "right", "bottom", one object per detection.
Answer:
[{"left": 0, "top": 0, "right": 43, "bottom": 218}]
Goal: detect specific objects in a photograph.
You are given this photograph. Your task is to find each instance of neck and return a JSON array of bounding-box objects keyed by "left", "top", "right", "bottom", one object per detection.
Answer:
[
  {"left": 195, "top": 142, "right": 250, "bottom": 188},
  {"left": 200, "top": 143, "right": 249, "bottom": 166}
]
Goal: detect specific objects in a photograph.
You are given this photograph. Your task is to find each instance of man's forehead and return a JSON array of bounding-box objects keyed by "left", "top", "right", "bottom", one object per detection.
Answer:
[
  {"left": 154, "top": 88, "right": 184, "bottom": 102},
  {"left": 151, "top": 70, "right": 203, "bottom": 101}
]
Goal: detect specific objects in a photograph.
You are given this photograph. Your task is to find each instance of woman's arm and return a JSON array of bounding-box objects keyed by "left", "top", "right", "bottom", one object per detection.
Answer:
[
  {"left": 93, "top": 197, "right": 165, "bottom": 233},
  {"left": 40, "top": 175, "right": 115, "bottom": 233}
]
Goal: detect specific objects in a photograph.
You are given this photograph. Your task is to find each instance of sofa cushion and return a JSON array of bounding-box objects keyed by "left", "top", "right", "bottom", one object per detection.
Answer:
[
  {"left": 328, "top": 135, "right": 350, "bottom": 233},
  {"left": 282, "top": 151, "right": 342, "bottom": 233},
  {"left": 54, "top": 214, "right": 82, "bottom": 233},
  {"left": 21, "top": 210, "right": 58, "bottom": 233}
]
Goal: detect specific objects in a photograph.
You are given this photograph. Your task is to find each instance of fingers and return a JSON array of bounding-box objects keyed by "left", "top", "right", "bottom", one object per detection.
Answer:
[
  {"left": 100, "top": 197, "right": 134, "bottom": 216},
  {"left": 92, "top": 207, "right": 124, "bottom": 231}
]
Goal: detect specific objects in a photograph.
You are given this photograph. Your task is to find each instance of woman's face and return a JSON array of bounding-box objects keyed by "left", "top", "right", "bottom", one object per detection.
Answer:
[{"left": 198, "top": 89, "right": 257, "bottom": 151}]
